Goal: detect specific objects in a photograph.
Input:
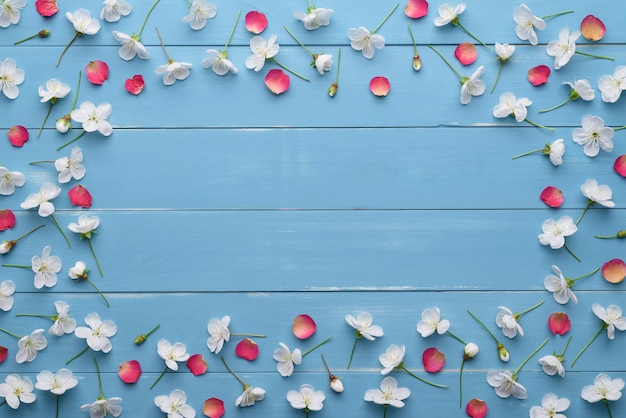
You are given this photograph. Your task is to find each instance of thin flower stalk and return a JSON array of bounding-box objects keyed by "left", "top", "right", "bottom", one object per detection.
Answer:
[
  {"left": 567, "top": 267, "right": 600, "bottom": 288},
  {"left": 447, "top": 11, "right": 489, "bottom": 50},
  {"left": 446, "top": 330, "right": 467, "bottom": 345},
  {"left": 270, "top": 58, "right": 310, "bottom": 82},
  {"left": 136, "top": 0, "right": 160, "bottom": 40},
  {"left": 56, "top": 71, "right": 82, "bottom": 134},
  {"left": 328, "top": 48, "right": 340, "bottom": 97},
  {"left": 134, "top": 324, "right": 160, "bottom": 344},
  {"left": 397, "top": 364, "right": 447, "bottom": 388},
  {"left": 428, "top": 45, "right": 463, "bottom": 79},
  {"left": 491, "top": 62, "right": 504, "bottom": 94},
  {"left": 408, "top": 21, "right": 422, "bottom": 71},
  {"left": 50, "top": 214, "right": 71, "bottom": 248},
  {"left": 511, "top": 144, "right": 551, "bottom": 159},
  {"left": 14, "top": 29, "right": 50, "bottom": 45},
  {"left": 0, "top": 224, "right": 45, "bottom": 253},
  {"left": 66, "top": 345, "right": 90, "bottom": 365},
  {"left": 284, "top": 26, "right": 316, "bottom": 57},
  {"left": 74, "top": 269, "right": 109, "bottom": 308},
  {"left": 86, "top": 238, "right": 103, "bottom": 277},
  {"left": 372, "top": 3, "right": 399, "bottom": 35},
  {"left": 150, "top": 365, "right": 169, "bottom": 390},
  {"left": 302, "top": 337, "right": 331, "bottom": 357},
  {"left": 595, "top": 230, "right": 626, "bottom": 239},
  {"left": 571, "top": 324, "right": 607, "bottom": 367},
  {"left": 575, "top": 50, "right": 614, "bottom": 61},
  {"left": 467, "top": 310, "right": 508, "bottom": 362},
  {"left": 541, "top": 11, "right": 574, "bottom": 20},
  {"left": 0, "top": 327, "right": 22, "bottom": 340},
  {"left": 57, "top": 34, "right": 81, "bottom": 67},
  {"left": 57, "top": 131, "right": 86, "bottom": 151},
  {"left": 512, "top": 338, "right": 549, "bottom": 378}
]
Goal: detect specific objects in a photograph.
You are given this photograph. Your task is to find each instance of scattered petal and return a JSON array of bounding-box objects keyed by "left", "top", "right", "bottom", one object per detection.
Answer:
[
  {"left": 548, "top": 312, "right": 571, "bottom": 335},
  {"left": 245, "top": 11, "right": 268, "bottom": 34},
  {"left": 86, "top": 60, "right": 109, "bottom": 85},
  {"left": 7, "top": 125, "right": 28, "bottom": 147},
  {"left": 540, "top": 186, "right": 564, "bottom": 208},
  {"left": 581, "top": 15, "right": 606, "bottom": 42},
  {"left": 203, "top": 398, "right": 225, "bottom": 418},
  {"left": 236, "top": 338, "right": 259, "bottom": 361},
  {"left": 125, "top": 75, "right": 145, "bottom": 95},
  {"left": 454, "top": 42, "right": 478, "bottom": 65},
  {"left": 0, "top": 346, "right": 7, "bottom": 363},
  {"left": 0, "top": 209, "right": 16, "bottom": 231},
  {"left": 528, "top": 65, "right": 550, "bottom": 86},
  {"left": 405, "top": 0, "right": 429, "bottom": 19},
  {"left": 422, "top": 347, "right": 445, "bottom": 373},
  {"left": 68, "top": 185, "right": 93, "bottom": 208},
  {"left": 187, "top": 353, "right": 208, "bottom": 376},
  {"left": 118, "top": 360, "right": 141, "bottom": 383},
  {"left": 466, "top": 398, "right": 488, "bottom": 418},
  {"left": 370, "top": 76, "right": 390, "bottom": 97},
  {"left": 265, "top": 69, "right": 290, "bottom": 95},
  {"left": 293, "top": 314, "right": 316, "bottom": 339},
  {"left": 35, "top": 0, "right": 59, "bottom": 17},
  {"left": 602, "top": 259, "right": 626, "bottom": 284},
  {"left": 614, "top": 155, "right": 626, "bottom": 177}
]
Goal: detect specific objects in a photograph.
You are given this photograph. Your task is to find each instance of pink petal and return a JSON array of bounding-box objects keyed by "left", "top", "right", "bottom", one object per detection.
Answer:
[
  {"left": 422, "top": 347, "right": 445, "bottom": 373},
  {"left": 466, "top": 398, "right": 488, "bottom": 418},
  {"left": 125, "top": 75, "right": 145, "bottom": 95},
  {"left": 203, "top": 398, "right": 225, "bottom": 418},
  {"left": 265, "top": 69, "right": 290, "bottom": 95},
  {"left": 454, "top": 42, "right": 478, "bottom": 66},
  {"left": 528, "top": 65, "right": 550, "bottom": 86},
  {"left": 613, "top": 155, "right": 626, "bottom": 177},
  {"left": 245, "top": 11, "right": 268, "bottom": 34},
  {"left": 370, "top": 76, "right": 390, "bottom": 97},
  {"left": 540, "top": 186, "right": 563, "bottom": 208},
  {"left": 7, "top": 125, "right": 28, "bottom": 147},
  {"left": 235, "top": 338, "right": 259, "bottom": 361},
  {"left": 0, "top": 346, "right": 7, "bottom": 364},
  {"left": 293, "top": 314, "right": 316, "bottom": 339},
  {"left": 0, "top": 209, "right": 16, "bottom": 231},
  {"left": 86, "top": 60, "right": 109, "bottom": 85},
  {"left": 405, "top": 0, "right": 429, "bottom": 19},
  {"left": 35, "top": 0, "right": 58, "bottom": 17},
  {"left": 187, "top": 354, "right": 208, "bottom": 376},
  {"left": 581, "top": 15, "right": 606, "bottom": 42},
  {"left": 602, "top": 259, "right": 626, "bottom": 284},
  {"left": 548, "top": 312, "right": 571, "bottom": 335},
  {"left": 68, "top": 185, "right": 93, "bottom": 208},
  {"left": 118, "top": 360, "right": 141, "bottom": 383}
]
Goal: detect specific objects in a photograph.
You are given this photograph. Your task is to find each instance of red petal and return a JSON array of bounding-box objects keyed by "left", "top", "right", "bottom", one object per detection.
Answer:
[
  {"left": 203, "top": 398, "right": 225, "bottom": 418},
  {"left": 422, "top": 347, "right": 445, "bottom": 373},
  {"left": 293, "top": 314, "right": 316, "bottom": 339},
  {"left": 614, "top": 155, "right": 626, "bottom": 177},
  {"left": 235, "top": 338, "right": 259, "bottom": 361},
  {"left": 7, "top": 125, "right": 28, "bottom": 147},
  {"left": 187, "top": 354, "right": 209, "bottom": 376},
  {"left": 68, "top": 185, "right": 93, "bottom": 208},
  {"left": 454, "top": 42, "right": 478, "bottom": 66},
  {"left": 602, "top": 259, "right": 626, "bottom": 284},
  {"left": 466, "top": 398, "right": 488, "bottom": 418},
  {"left": 245, "top": 11, "right": 268, "bottom": 34},
  {"left": 540, "top": 186, "right": 563, "bottom": 208},
  {"left": 35, "top": 0, "right": 58, "bottom": 17},
  {"left": 265, "top": 69, "right": 290, "bottom": 95},
  {"left": 0, "top": 346, "right": 7, "bottom": 364},
  {"left": 370, "top": 76, "right": 390, "bottom": 97},
  {"left": 581, "top": 15, "right": 606, "bottom": 42},
  {"left": 86, "top": 60, "right": 109, "bottom": 85},
  {"left": 118, "top": 360, "right": 141, "bottom": 383},
  {"left": 528, "top": 65, "right": 550, "bottom": 86},
  {"left": 548, "top": 312, "right": 571, "bottom": 336},
  {"left": 125, "top": 75, "right": 145, "bottom": 95},
  {"left": 405, "top": 0, "right": 429, "bottom": 19},
  {"left": 0, "top": 210, "right": 16, "bottom": 231}
]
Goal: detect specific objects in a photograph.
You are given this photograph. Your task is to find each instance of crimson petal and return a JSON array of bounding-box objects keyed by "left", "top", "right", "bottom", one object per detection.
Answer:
[
  {"left": 203, "top": 398, "right": 225, "bottom": 418},
  {"left": 454, "top": 42, "right": 478, "bottom": 66},
  {"left": 245, "top": 11, "right": 268, "bottom": 34},
  {"left": 528, "top": 65, "right": 550, "bottom": 86},
  {"left": 7, "top": 125, "right": 28, "bottom": 147},
  {"left": 370, "top": 76, "right": 390, "bottom": 97},
  {"left": 86, "top": 60, "right": 109, "bottom": 85},
  {"left": 187, "top": 354, "right": 209, "bottom": 376},
  {"left": 125, "top": 75, "right": 145, "bottom": 95},
  {"left": 405, "top": 0, "right": 429, "bottom": 19},
  {"left": 265, "top": 69, "right": 290, "bottom": 95},
  {"left": 68, "top": 185, "right": 93, "bottom": 208},
  {"left": 613, "top": 155, "right": 626, "bottom": 177},
  {"left": 235, "top": 338, "right": 259, "bottom": 361},
  {"left": 466, "top": 398, "right": 488, "bottom": 418},
  {"left": 540, "top": 186, "right": 564, "bottom": 208},
  {"left": 0, "top": 346, "right": 7, "bottom": 364},
  {"left": 422, "top": 347, "right": 445, "bottom": 373},
  {"left": 0, "top": 209, "right": 16, "bottom": 231},
  {"left": 548, "top": 312, "right": 571, "bottom": 335},
  {"left": 118, "top": 360, "right": 141, "bottom": 383},
  {"left": 35, "top": 0, "right": 58, "bottom": 17}
]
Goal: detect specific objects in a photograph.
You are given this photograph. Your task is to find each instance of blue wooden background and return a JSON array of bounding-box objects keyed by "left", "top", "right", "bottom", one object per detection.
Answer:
[{"left": 1, "top": 0, "right": 625, "bottom": 417}]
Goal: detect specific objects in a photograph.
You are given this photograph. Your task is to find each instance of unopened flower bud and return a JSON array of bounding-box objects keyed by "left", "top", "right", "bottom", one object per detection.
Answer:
[
  {"left": 464, "top": 342, "right": 479, "bottom": 359},
  {"left": 412, "top": 54, "right": 422, "bottom": 71},
  {"left": 68, "top": 261, "right": 88, "bottom": 280},
  {"left": 56, "top": 116, "right": 71, "bottom": 133},
  {"left": 497, "top": 343, "right": 509, "bottom": 362},
  {"left": 0, "top": 241, "right": 15, "bottom": 254},
  {"left": 134, "top": 334, "right": 147, "bottom": 345},
  {"left": 618, "top": 230, "right": 626, "bottom": 238},
  {"left": 38, "top": 30, "right": 51, "bottom": 38},
  {"left": 329, "top": 376, "right": 343, "bottom": 392},
  {"left": 328, "top": 82, "right": 338, "bottom": 97}
]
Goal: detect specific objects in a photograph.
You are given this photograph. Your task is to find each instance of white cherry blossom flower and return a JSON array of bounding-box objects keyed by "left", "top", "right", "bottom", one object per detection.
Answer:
[
  {"left": 49, "top": 301, "right": 77, "bottom": 336},
  {"left": 364, "top": 376, "right": 410, "bottom": 407},
  {"left": 31, "top": 245, "right": 62, "bottom": 289},
  {"left": 565, "top": 79, "right": 595, "bottom": 101},
  {"left": 530, "top": 393, "right": 570, "bottom": 418},
  {"left": 155, "top": 61, "right": 193, "bottom": 85},
  {"left": 39, "top": 79, "right": 71, "bottom": 103},
  {"left": 345, "top": 312, "right": 384, "bottom": 340},
  {"left": 496, "top": 306, "right": 523, "bottom": 338},
  {"left": 572, "top": 114, "right": 614, "bottom": 157},
  {"left": 538, "top": 354, "right": 565, "bottom": 377},
  {"left": 0, "top": 280, "right": 15, "bottom": 311},
  {"left": 0, "top": 166, "right": 25, "bottom": 196},
  {"left": 549, "top": 139, "right": 565, "bottom": 166},
  {"left": 68, "top": 261, "right": 88, "bottom": 280},
  {"left": 287, "top": 384, "right": 325, "bottom": 412},
  {"left": 513, "top": 4, "right": 546, "bottom": 45},
  {"left": 0, "top": 58, "right": 25, "bottom": 99},
  {"left": 236, "top": 386, "right": 265, "bottom": 407},
  {"left": 486, "top": 370, "right": 527, "bottom": 399},
  {"left": 294, "top": 7, "right": 333, "bottom": 30},
  {"left": 434, "top": 3, "right": 465, "bottom": 26},
  {"left": 581, "top": 179, "right": 614, "bottom": 208},
  {"left": 598, "top": 66, "right": 626, "bottom": 103},
  {"left": 68, "top": 215, "right": 100, "bottom": 238},
  {"left": 112, "top": 31, "right": 151, "bottom": 61},
  {"left": 55, "top": 146, "right": 86, "bottom": 183},
  {"left": 538, "top": 216, "right": 577, "bottom": 250},
  {"left": 100, "top": 0, "right": 132, "bottom": 23},
  {"left": 154, "top": 389, "right": 196, "bottom": 418},
  {"left": 81, "top": 397, "right": 123, "bottom": 418},
  {"left": 417, "top": 307, "right": 450, "bottom": 337},
  {"left": 273, "top": 342, "right": 302, "bottom": 377},
  {"left": 495, "top": 43, "right": 515, "bottom": 60},
  {"left": 546, "top": 27, "right": 580, "bottom": 69},
  {"left": 493, "top": 92, "right": 531, "bottom": 123},
  {"left": 544, "top": 265, "right": 577, "bottom": 304},
  {"left": 202, "top": 49, "right": 238, "bottom": 75},
  {"left": 581, "top": 374, "right": 624, "bottom": 403},
  {"left": 460, "top": 65, "right": 485, "bottom": 104},
  {"left": 16, "top": 329, "right": 47, "bottom": 363},
  {"left": 314, "top": 54, "right": 333, "bottom": 75},
  {"left": 592, "top": 303, "right": 626, "bottom": 339},
  {"left": 74, "top": 312, "right": 117, "bottom": 353},
  {"left": 35, "top": 368, "right": 78, "bottom": 395},
  {"left": 158, "top": 339, "right": 190, "bottom": 371},
  {"left": 379, "top": 344, "right": 405, "bottom": 375},
  {"left": 0, "top": 374, "right": 36, "bottom": 409},
  {"left": 207, "top": 315, "right": 230, "bottom": 353},
  {"left": 245, "top": 35, "right": 279, "bottom": 71},
  {"left": 347, "top": 27, "right": 385, "bottom": 59},
  {"left": 71, "top": 101, "right": 113, "bottom": 136},
  {"left": 0, "top": 0, "right": 25, "bottom": 28},
  {"left": 66, "top": 9, "right": 101, "bottom": 35},
  {"left": 182, "top": 0, "right": 216, "bottom": 30},
  {"left": 21, "top": 183, "right": 61, "bottom": 217}
]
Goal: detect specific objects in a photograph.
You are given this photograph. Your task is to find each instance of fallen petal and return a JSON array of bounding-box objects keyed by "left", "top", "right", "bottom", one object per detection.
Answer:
[
  {"left": 187, "top": 353, "right": 209, "bottom": 376},
  {"left": 454, "top": 42, "right": 478, "bottom": 65},
  {"left": 0, "top": 346, "right": 7, "bottom": 363},
  {"left": 422, "top": 347, "right": 445, "bottom": 373},
  {"left": 125, "top": 75, "right": 145, "bottom": 95},
  {"left": 235, "top": 338, "right": 259, "bottom": 361},
  {"left": 581, "top": 15, "right": 606, "bottom": 41},
  {"left": 293, "top": 314, "right": 316, "bottom": 339},
  {"left": 405, "top": 0, "right": 429, "bottom": 19},
  {"left": 602, "top": 259, "right": 626, "bottom": 283},
  {"left": 7, "top": 125, "right": 29, "bottom": 147},
  {"left": 528, "top": 65, "right": 550, "bottom": 86},
  {"left": 203, "top": 398, "right": 225, "bottom": 418},
  {"left": 0, "top": 209, "right": 16, "bottom": 231},
  {"left": 245, "top": 11, "right": 268, "bottom": 34},
  {"left": 265, "top": 69, "right": 290, "bottom": 95},
  {"left": 68, "top": 185, "right": 93, "bottom": 208},
  {"left": 540, "top": 186, "right": 564, "bottom": 208},
  {"left": 613, "top": 155, "right": 626, "bottom": 177},
  {"left": 466, "top": 398, "right": 488, "bottom": 418},
  {"left": 548, "top": 312, "right": 571, "bottom": 335},
  {"left": 35, "top": 0, "right": 59, "bottom": 17},
  {"left": 370, "top": 76, "right": 390, "bottom": 97},
  {"left": 86, "top": 60, "right": 109, "bottom": 85},
  {"left": 118, "top": 360, "right": 141, "bottom": 383}
]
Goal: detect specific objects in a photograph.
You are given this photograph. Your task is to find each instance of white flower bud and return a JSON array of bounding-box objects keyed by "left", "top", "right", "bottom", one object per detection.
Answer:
[
  {"left": 330, "top": 377, "right": 344, "bottom": 393},
  {"left": 0, "top": 241, "right": 13, "bottom": 254},
  {"left": 498, "top": 344, "right": 510, "bottom": 362},
  {"left": 68, "top": 261, "right": 88, "bottom": 279},
  {"left": 56, "top": 116, "right": 71, "bottom": 133},
  {"left": 464, "top": 343, "right": 479, "bottom": 359}
]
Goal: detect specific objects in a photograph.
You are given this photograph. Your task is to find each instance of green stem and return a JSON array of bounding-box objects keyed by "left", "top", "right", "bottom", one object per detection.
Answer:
[
  {"left": 563, "top": 243, "right": 581, "bottom": 263},
  {"left": 86, "top": 278, "right": 110, "bottom": 308},
  {"left": 559, "top": 335, "right": 573, "bottom": 358},
  {"left": 230, "top": 333, "right": 267, "bottom": 338},
  {"left": 155, "top": 27, "right": 172, "bottom": 62},
  {"left": 613, "top": 126, "right": 626, "bottom": 131},
  {"left": 307, "top": 0, "right": 314, "bottom": 9},
  {"left": 88, "top": 238, "right": 103, "bottom": 277},
  {"left": 70, "top": 72, "right": 82, "bottom": 111},
  {"left": 66, "top": 345, "right": 89, "bottom": 365},
  {"left": 0, "top": 327, "right": 22, "bottom": 339},
  {"left": 570, "top": 324, "right": 606, "bottom": 367},
  {"left": 137, "top": 0, "right": 161, "bottom": 38},
  {"left": 269, "top": 58, "right": 311, "bottom": 82},
  {"left": 284, "top": 26, "right": 315, "bottom": 56},
  {"left": 459, "top": 358, "right": 465, "bottom": 408},
  {"left": 467, "top": 310, "right": 500, "bottom": 345},
  {"left": 2, "top": 264, "right": 32, "bottom": 269},
  {"left": 595, "top": 230, "right": 626, "bottom": 239},
  {"left": 428, "top": 45, "right": 463, "bottom": 79},
  {"left": 0, "top": 400, "right": 5, "bottom": 407},
  {"left": 14, "top": 33, "right": 38, "bottom": 45},
  {"left": 334, "top": 48, "right": 341, "bottom": 84},
  {"left": 516, "top": 300, "right": 544, "bottom": 317},
  {"left": 408, "top": 21, "right": 418, "bottom": 55},
  {"left": 372, "top": 3, "right": 398, "bottom": 34},
  {"left": 571, "top": 267, "right": 600, "bottom": 283},
  {"left": 56, "top": 32, "right": 80, "bottom": 67},
  {"left": 135, "top": 324, "right": 160, "bottom": 344},
  {"left": 149, "top": 366, "right": 168, "bottom": 390},
  {"left": 94, "top": 357, "right": 105, "bottom": 399},
  {"left": 383, "top": 405, "right": 387, "bottom": 418},
  {"left": 577, "top": 201, "right": 593, "bottom": 225},
  {"left": 29, "top": 160, "right": 55, "bottom": 165},
  {"left": 512, "top": 337, "right": 549, "bottom": 376},
  {"left": 223, "top": 11, "right": 241, "bottom": 51},
  {"left": 221, "top": 356, "right": 247, "bottom": 386},
  {"left": 347, "top": 337, "right": 358, "bottom": 369},
  {"left": 15, "top": 313, "right": 53, "bottom": 319},
  {"left": 456, "top": 21, "right": 490, "bottom": 50},
  {"left": 57, "top": 130, "right": 87, "bottom": 151},
  {"left": 55, "top": 394, "right": 59, "bottom": 418},
  {"left": 539, "top": 97, "right": 571, "bottom": 113},
  {"left": 541, "top": 10, "right": 574, "bottom": 20},
  {"left": 446, "top": 330, "right": 467, "bottom": 345},
  {"left": 511, "top": 149, "right": 543, "bottom": 159},
  {"left": 523, "top": 118, "right": 554, "bottom": 131},
  {"left": 11, "top": 224, "right": 46, "bottom": 243},
  {"left": 490, "top": 62, "right": 503, "bottom": 94},
  {"left": 50, "top": 214, "right": 71, "bottom": 248},
  {"left": 606, "top": 400, "right": 613, "bottom": 418},
  {"left": 575, "top": 50, "right": 614, "bottom": 61},
  {"left": 399, "top": 365, "right": 447, "bottom": 388},
  {"left": 302, "top": 336, "right": 331, "bottom": 356},
  {"left": 38, "top": 103, "right": 55, "bottom": 137}
]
